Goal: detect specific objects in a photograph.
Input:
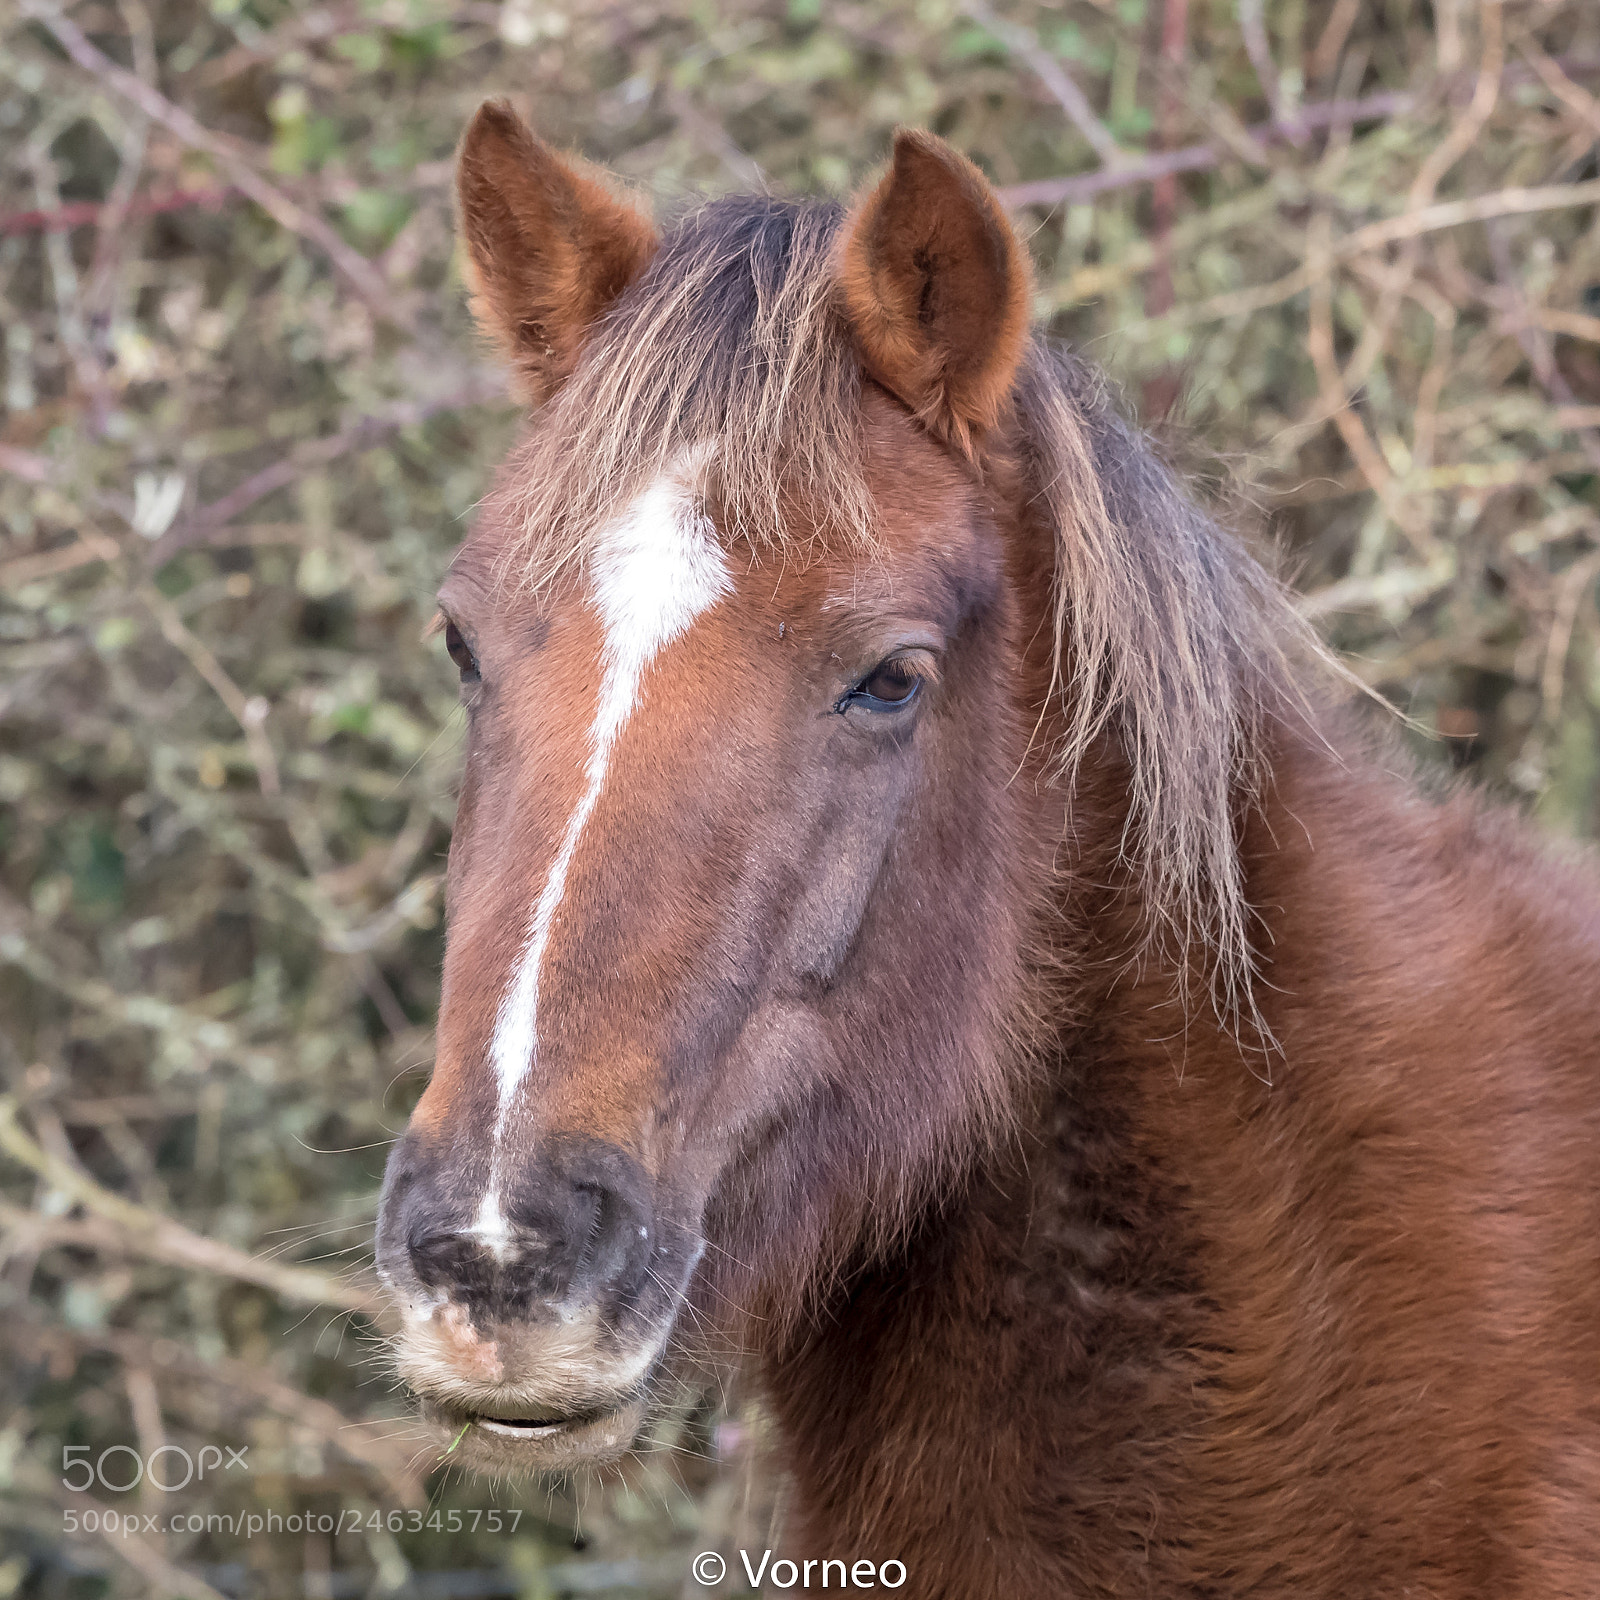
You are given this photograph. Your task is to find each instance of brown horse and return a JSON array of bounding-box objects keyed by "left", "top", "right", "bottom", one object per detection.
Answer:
[{"left": 375, "top": 103, "right": 1600, "bottom": 1596}]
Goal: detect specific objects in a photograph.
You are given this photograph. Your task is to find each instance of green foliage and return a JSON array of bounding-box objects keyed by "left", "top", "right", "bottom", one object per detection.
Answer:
[{"left": 2, "top": 0, "right": 1599, "bottom": 1594}]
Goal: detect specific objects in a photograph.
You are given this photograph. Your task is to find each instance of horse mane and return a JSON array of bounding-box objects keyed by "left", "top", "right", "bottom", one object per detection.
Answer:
[
  {"left": 1015, "top": 345, "right": 1321, "bottom": 1027},
  {"left": 499, "top": 193, "right": 1324, "bottom": 1024}
]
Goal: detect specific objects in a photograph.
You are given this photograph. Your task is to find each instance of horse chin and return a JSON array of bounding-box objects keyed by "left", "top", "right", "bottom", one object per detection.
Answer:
[{"left": 424, "top": 1395, "right": 649, "bottom": 1474}]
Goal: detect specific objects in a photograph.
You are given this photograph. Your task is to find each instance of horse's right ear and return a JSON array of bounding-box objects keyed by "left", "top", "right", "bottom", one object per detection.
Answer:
[{"left": 456, "top": 101, "right": 658, "bottom": 404}]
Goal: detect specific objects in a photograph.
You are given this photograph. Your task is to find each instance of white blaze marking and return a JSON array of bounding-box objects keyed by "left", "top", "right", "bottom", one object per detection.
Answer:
[{"left": 488, "top": 460, "right": 731, "bottom": 1134}]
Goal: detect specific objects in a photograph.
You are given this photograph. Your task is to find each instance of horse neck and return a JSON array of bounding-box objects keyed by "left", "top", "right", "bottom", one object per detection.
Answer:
[{"left": 753, "top": 683, "right": 1600, "bottom": 1590}]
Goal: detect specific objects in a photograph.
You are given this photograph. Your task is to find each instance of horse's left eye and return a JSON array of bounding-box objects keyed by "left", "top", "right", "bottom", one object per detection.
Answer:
[
  {"left": 841, "top": 656, "right": 923, "bottom": 713},
  {"left": 444, "top": 621, "right": 480, "bottom": 686}
]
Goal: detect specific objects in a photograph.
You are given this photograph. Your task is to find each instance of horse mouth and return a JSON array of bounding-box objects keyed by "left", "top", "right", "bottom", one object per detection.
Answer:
[
  {"left": 475, "top": 1414, "right": 570, "bottom": 1439},
  {"left": 428, "top": 1398, "right": 648, "bottom": 1471}
]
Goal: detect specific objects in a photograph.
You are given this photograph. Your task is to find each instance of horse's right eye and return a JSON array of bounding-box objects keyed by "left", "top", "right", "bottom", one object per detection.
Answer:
[{"left": 444, "top": 621, "right": 480, "bottom": 686}]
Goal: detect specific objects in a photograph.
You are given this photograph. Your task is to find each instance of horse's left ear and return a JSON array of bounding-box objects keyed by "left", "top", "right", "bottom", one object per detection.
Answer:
[
  {"left": 456, "top": 100, "right": 659, "bottom": 404},
  {"left": 836, "top": 129, "right": 1033, "bottom": 454}
]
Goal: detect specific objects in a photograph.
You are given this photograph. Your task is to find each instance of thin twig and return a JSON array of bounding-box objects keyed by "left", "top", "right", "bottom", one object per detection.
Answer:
[
  {"left": 27, "top": 117, "right": 108, "bottom": 425},
  {"left": 0, "top": 1097, "right": 385, "bottom": 1315},
  {"left": 82, "top": 0, "right": 156, "bottom": 329},
  {"left": 1299, "top": 559, "right": 1456, "bottom": 620},
  {"left": 18, "top": 0, "right": 398, "bottom": 320},
  {"left": 1539, "top": 550, "right": 1600, "bottom": 724},
  {"left": 1406, "top": 0, "right": 1503, "bottom": 215},
  {"left": 1309, "top": 0, "right": 1363, "bottom": 85},
  {"left": 139, "top": 581, "right": 282, "bottom": 795},
  {"left": 1000, "top": 89, "right": 1417, "bottom": 206},
  {"left": 19, "top": 519, "right": 286, "bottom": 792},
  {"left": 1001, "top": 139, "right": 1220, "bottom": 208},
  {"left": 148, "top": 377, "right": 507, "bottom": 564},
  {"left": 964, "top": 0, "right": 1127, "bottom": 167},
  {"left": 0, "top": 156, "right": 453, "bottom": 236},
  {"left": 1485, "top": 215, "right": 1600, "bottom": 475},
  {"left": 1305, "top": 209, "right": 1440, "bottom": 559},
  {"left": 1143, "top": 0, "right": 1191, "bottom": 419},
  {"left": 57, "top": 1486, "right": 230, "bottom": 1600},
  {"left": 1515, "top": 32, "right": 1600, "bottom": 138},
  {"left": 1237, "top": 0, "right": 1285, "bottom": 123},
  {"left": 1112, "top": 177, "right": 1600, "bottom": 331},
  {"left": 2, "top": 535, "right": 122, "bottom": 586},
  {"left": 1531, "top": 307, "right": 1600, "bottom": 345},
  {"left": 0, "top": 442, "right": 56, "bottom": 482},
  {"left": 1342, "top": 177, "right": 1600, "bottom": 261},
  {"left": 1148, "top": 0, "right": 1191, "bottom": 320},
  {"left": 666, "top": 86, "right": 767, "bottom": 190},
  {"left": 11, "top": 1313, "right": 426, "bottom": 1505}
]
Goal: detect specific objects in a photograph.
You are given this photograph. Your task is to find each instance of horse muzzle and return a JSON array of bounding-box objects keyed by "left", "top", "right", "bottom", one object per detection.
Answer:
[{"left": 375, "top": 1129, "right": 707, "bottom": 1471}]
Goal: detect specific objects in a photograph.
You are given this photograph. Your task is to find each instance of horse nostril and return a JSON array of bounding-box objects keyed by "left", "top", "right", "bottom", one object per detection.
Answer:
[{"left": 408, "top": 1227, "right": 493, "bottom": 1300}]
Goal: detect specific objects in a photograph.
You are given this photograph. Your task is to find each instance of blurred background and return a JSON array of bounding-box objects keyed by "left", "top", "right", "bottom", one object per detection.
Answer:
[{"left": 2, "top": 0, "right": 1599, "bottom": 1594}]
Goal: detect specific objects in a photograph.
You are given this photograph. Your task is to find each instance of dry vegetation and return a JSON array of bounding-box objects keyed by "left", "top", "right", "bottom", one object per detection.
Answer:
[{"left": 2, "top": 0, "right": 1599, "bottom": 1594}]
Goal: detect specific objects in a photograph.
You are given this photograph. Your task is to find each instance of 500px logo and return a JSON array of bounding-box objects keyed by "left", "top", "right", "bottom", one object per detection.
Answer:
[{"left": 62, "top": 1443, "right": 249, "bottom": 1493}]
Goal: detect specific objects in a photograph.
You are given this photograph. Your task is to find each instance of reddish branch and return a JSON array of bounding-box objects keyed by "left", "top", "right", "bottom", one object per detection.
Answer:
[
  {"left": 0, "top": 186, "right": 233, "bottom": 237},
  {"left": 0, "top": 162, "right": 452, "bottom": 239}
]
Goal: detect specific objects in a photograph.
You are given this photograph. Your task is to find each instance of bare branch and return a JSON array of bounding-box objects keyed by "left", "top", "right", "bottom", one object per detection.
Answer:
[
  {"left": 1305, "top": 211, "right": 1439, "bottom": 559},
  {"left": 10, "top": 1313, "right": 427, "bottom": 1505},
  {"left": 58, "top": 1488, "right": 231, "bottom": 1600},
  {"left": 999, "top": 57, "right": 1600, "bottom": 209},
  {"left": 1517, "top": 37, "right": 1600, "bottom": 138},
  {"left": 0, "top": 442, "right": 56, "bottom": 482},
  {"left": 1339, "top": 177, "right": 1600, "bottom": 259}
]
